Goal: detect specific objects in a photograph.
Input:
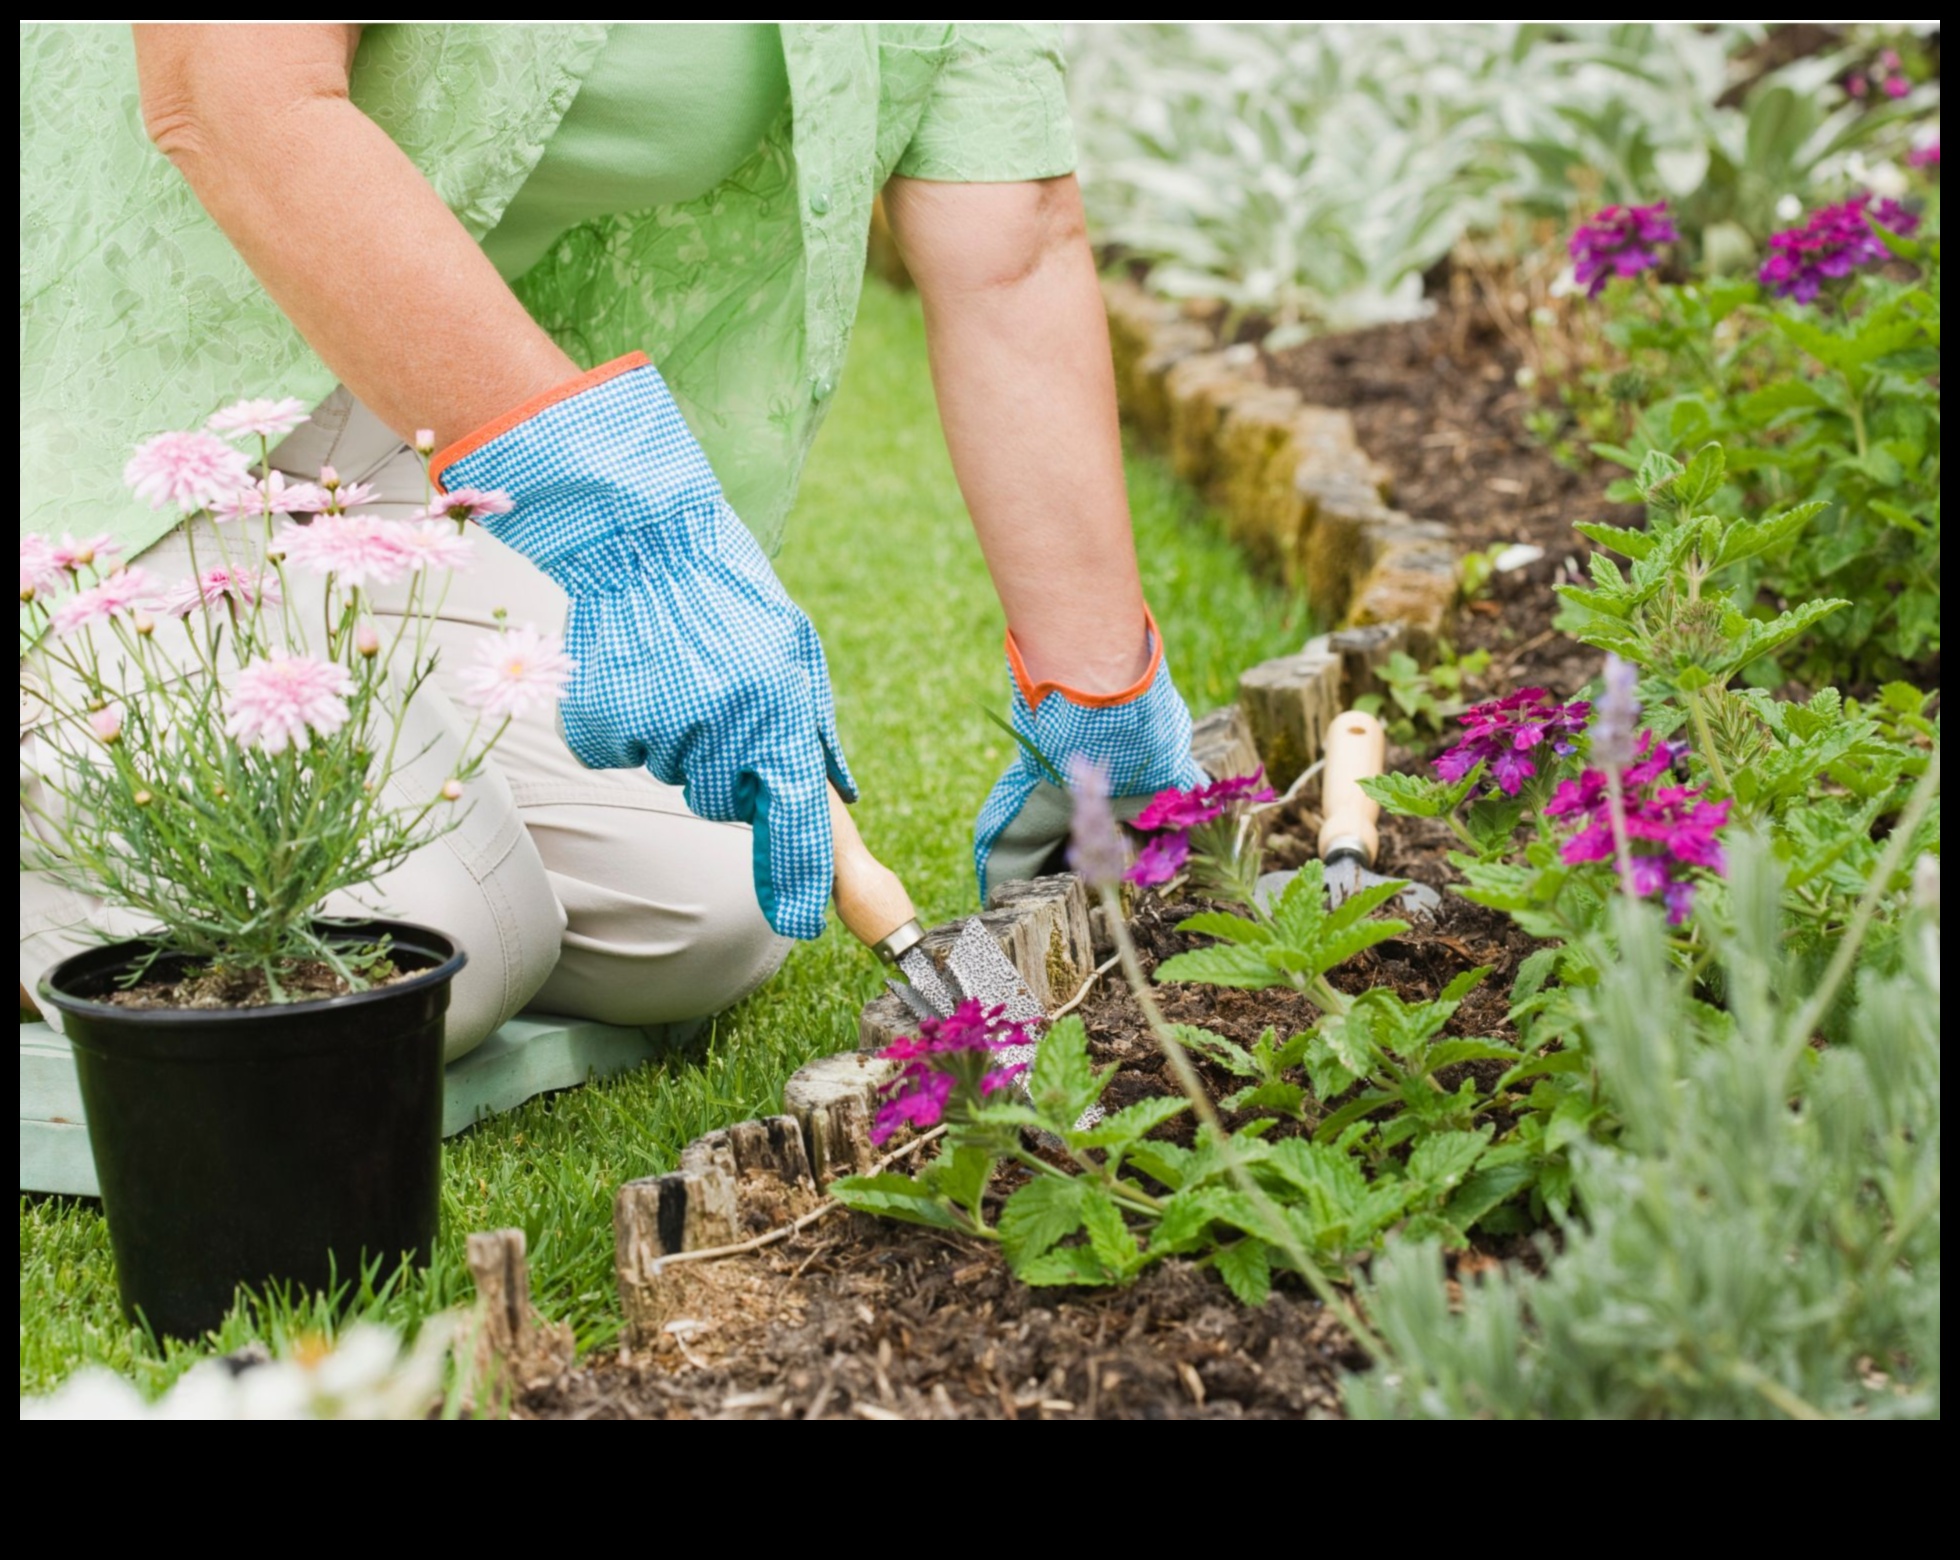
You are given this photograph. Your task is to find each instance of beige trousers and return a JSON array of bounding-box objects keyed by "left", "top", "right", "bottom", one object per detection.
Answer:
[{"left": 19, "top": 389, "right": 790, "bottom": 1059}]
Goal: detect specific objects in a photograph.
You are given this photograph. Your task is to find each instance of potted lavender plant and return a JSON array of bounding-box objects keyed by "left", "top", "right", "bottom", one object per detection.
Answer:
[{"left": 19, "top": 398, "right": 569, "bottom": 1337}]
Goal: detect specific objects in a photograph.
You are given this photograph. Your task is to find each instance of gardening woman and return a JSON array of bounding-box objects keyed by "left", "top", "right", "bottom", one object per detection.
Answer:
[{"left": 19, "top": 24, "right": 1204, "bottom": 1056}]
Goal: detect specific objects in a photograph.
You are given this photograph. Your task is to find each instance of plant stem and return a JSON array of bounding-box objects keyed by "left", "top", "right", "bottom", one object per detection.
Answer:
[
  {"left": 1603, "top": 767, "right": 1639, "bottom": 899},
  {"left": 1099, "top": 883, "right": 1384, "bottom": 1359},
  {"left": 1685, "top": 687, "right": 1732, "bottom": 795}
]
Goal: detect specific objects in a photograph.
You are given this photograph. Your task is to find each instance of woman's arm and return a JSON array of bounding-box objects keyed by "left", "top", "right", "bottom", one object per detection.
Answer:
[
  {"left": 882, "top": 174, "right": 1148, "bottom": 695},
  {"left": 133, "top": 24, "right": 575, "bottom": 447}
]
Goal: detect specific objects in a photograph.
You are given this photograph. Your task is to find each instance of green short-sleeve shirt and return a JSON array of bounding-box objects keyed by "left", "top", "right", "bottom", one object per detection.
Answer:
[{"left": 19, "top": 23, "right": 1075, "bottom": 561}]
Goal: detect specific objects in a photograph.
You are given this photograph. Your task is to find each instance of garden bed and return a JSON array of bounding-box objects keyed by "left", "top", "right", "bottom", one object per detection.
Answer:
[{"left": 525, "top": 791, "right": 1548, "bottom": 1421}]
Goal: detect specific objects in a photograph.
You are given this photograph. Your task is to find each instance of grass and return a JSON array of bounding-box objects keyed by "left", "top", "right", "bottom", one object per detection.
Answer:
[{"left": 18, "top": 281, "right": 1306, "bottom": 1399}]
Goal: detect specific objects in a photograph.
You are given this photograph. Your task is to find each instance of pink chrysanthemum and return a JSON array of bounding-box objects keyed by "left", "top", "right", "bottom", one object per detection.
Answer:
[
  {"left": 388, "top": 520, "right": 477, "bottom": 573},
  {"left": 124, "top": 431, "right": 253, "bottom": 513},
  {"left": 21, "top": 535, "right": 66, "bottom": 600},
  {"left": 51, "top": 567, "right": 162, "bottom": 636},
  {"left": 456, "top": 624, "right": 575, "bottom": 720},
  {"left": 426, "top": 488, "right": 515, "bottom": 525},
  {"left": 161, "top": 566, "right": 283, "bottom": 618},
  {"left": 51, "top": 533, "right": 121, "bottom": 573},
  {"left": 210, "top": 470, "right": 332, "bottom": 523},
  {"left": 276, "top": 515, "right": 412, "bottom": 588},
  {"left": 222, "top": 654, "right": 355, "bottom": 755},
  {"left": 316, "top": 476, "right": 379, "bottom": 513},
  {"left": 206, "top": 397, "right": 311, "bottom": 442}
]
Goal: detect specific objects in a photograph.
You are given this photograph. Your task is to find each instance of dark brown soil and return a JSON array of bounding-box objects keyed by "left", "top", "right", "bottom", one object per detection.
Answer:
[
  {"left": 105, "top": 955, "right": 405, "bottom": 1010},
  {"left": 520, "top": 1216, "right": 1359, "bottom": 1420},
  {"left": 1268, "top": 293, "right": 1642, "bottom": 699}
]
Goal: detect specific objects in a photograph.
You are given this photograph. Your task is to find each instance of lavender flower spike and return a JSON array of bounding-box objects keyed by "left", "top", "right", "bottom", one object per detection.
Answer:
[
  {"left": 1591, "top": 655, "right": 1640, "bottom": 770},
  {"left": 1065, "top": 754, "right": 1129, "bottom": 890}
]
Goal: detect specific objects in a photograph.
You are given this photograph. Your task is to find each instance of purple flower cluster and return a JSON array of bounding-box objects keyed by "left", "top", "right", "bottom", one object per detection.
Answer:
[
  {"left": 1846, "top": 49, "right": 1911, "bottom": 101},
  {"left": 872, "top": 1000, "right": 1033, "bottom": 1145},
  {"left": 1546, "top": 732, "right": 1730, "bottom": 924},
  {"left": 1907, "top": 136, "right": 1939, "bottom": 173},
  {"left": 1570, "top": 202, "right": 1679, "bottom": 296},
  {"left": 1433, "top": 689, "right": 1591, "bottom": 799},
  {"left": 1759, "top": 193, "right": 1921, "bottom": 302},
  {"left": 1124, "top": 770, "right": 1276, "bottom": 888}
]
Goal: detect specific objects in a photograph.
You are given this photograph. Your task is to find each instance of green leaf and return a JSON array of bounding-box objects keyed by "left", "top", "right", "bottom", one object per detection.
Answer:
[
  {"left": 1359, "top": 770, "right": 1475, "bottom": 819},
  {"left": 1153, "top": 943, "right": 1282, "bottom": 989},
  {"left": 1148, "top": 1186, "right": 1228, "bottom": 1255},
  {"left": 1317, "top": 1009, "right": 1382, "bottom": 1078},
  {"left": 1221, "top": 1079, "right": 1309, "bottom": 1116},
  {"left": 1168, "top": 1023, "right": 1256, "bottom": 1077},
  {"left": 1174, "top": 909, "right": 1274, "bottom": 945},
  {"left": 998, "top": 1176, "right": 1085, "bottom": 1264},
  {"left": 1214, "top": 1239, "right": 1272, "bottom": 1306},
  {"left": 1014, "top": 1245, "right": 1119, "bottom": 1287},
  {"left": 1712, "top": 500, "right": 1826, "bottom": 570},
  {"left": 1407, "top": 1127, "right": 1492, "bottom": 1193},
  {"left": 1444, "top": 1162, "right": 1538, "bottom": 1230},
  {"left": 1027, "top": 1014, "right": 1106, "bottom": 1124},
  {"left": 1679, "top": 441, "right": 1726, "bottom": 508},
  {"left": 1068, "top": 1094, "right": 1189, "bottom": 1151},
  {"left": 828, "top": 1173, "right": 960, "bottom": 1230},
  {"left": 1424, "top": 1038, "right": 1523, "bottom": 1070},
  {"left": 932, "top": 1144, "right": 995, "bottom": 1211},
  {"left": 1439, "top": 965, "right": 1492, "bottom": 1004},
  {"left": 1080, "top": 1189, "right": 1141, "bottom": 1277},
  {"left": 1127, "top": 1141, "right": 1193, "bottom": 1191},
  {"left": 1311, "top": 1088, "right": 1398, "bottom": 1144}
]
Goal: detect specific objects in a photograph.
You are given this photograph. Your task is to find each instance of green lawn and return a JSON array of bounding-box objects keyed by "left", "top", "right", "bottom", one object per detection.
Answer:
[{"left": 18, "top": 281, "right": 1305, "bottom": 1398}]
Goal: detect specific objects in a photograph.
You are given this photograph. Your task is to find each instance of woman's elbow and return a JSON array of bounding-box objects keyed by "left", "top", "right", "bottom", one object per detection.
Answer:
[{"left": 134, "top": 26, "right": 355, "bottom": 172}]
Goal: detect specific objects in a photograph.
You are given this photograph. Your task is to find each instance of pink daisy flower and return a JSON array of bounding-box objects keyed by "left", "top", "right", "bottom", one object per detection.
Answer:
[
  {"left": 124, "top": 431, "right": 253, "bottom": 513},
  {"left": 426, "top": 487, "right": 515, "bottom": 525},
  {"left": 210, "top": 471, "right": 332, "bottom": 523},
  {"left": 276, "top": 515, "right": 412, "bottom": 588},
  {"left": 51, "top": 566, "right": 162, "bottom": 637},
  {"left": 161, "top": 566, "right": 284, "bottom": 618},
  {"left": 206, "top": 396, "right": 311, "bottom": 442},
  {"left": 388, "top": 520, "right": 477, "bottom": 573},
  {"left": 223, "top": 653, "right": 355, "bottom": 755},
  {"left": 457, "top": 624, "right": 575, "bottom": 720},
  {"left": 21, "top": 535, "right": 66, "bottom": 600},
  {"left": 51, "top": 533, "right": 122, "bottom": 573},
  {"left": 316, "top": 476, "right": 380, "bottom": 513}
]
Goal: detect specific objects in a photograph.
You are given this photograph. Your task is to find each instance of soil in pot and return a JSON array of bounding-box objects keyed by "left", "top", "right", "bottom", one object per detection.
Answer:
[{"left": 39, "top": 919, "right": 464, "bottom": 1340}]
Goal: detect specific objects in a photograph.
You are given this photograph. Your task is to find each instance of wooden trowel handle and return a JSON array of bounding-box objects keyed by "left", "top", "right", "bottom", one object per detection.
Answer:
[
  {"left": 828, "top": 782, "right": 919, "bottom": 954},
  {"left": 1317, "top": 709, "right": 1386, "bottom": 865}
]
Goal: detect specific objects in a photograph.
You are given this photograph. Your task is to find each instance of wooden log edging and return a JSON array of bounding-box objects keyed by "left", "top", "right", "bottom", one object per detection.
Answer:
[{"left": 1103, "top": 277, "right": 1462, "bottom": 692}]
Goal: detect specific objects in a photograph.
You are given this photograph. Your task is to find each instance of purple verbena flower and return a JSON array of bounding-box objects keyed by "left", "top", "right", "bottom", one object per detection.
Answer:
[
  {"left": 871, "top": 999, "right": 1035, "bottom": 1145},
  {"left": 1546, "top": 731, "right": 1729, "bottom": 925},
  {"left": 1433, "top": 688, "right": 1592, "bottom": 799},
  {"left": 1125, "top": 831, "right": 1191, "bottom": 888},
  {"left": 1906, "top": 136, "right": 1939, "bottom": 173},
  {"left": 1759, "top": 193, "right": 1920, "bottom": 302},
  {"left": 1570, "top": 202, "right": 1678, "bottom": 296}
]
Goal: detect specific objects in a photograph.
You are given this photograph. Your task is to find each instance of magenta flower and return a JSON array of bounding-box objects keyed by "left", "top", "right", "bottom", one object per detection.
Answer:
[
  {"left": 1066, "top": 755, "right": 1129, "bottom": 889},
  {"left": 871, "top": 999, "right": 1035, "bottom": 1145},
  {"left": 1759, "top": 193, "right": 1920, "bottom": 302},
  {"left": 51, "top": 567, "right": 162, "bottom": 637},
  {"left": 1546, "top": 732, "right": 1727, "bottom": 924},
  {"left": 388, "top": 520, "right": 477, "bottom": 574},
  {"left": 1134, "top": 769, "right": 1276, "bottom": 832},
  {"left": 1126, "top": 831, "right": 1191, "bottom": 888},
  {"left": 426, "top": 488, "right": 515, "bottom": 526},
  {"left": 210, "top": 471, "right": 332, "bottom": 523},
  {"left": 456, "top": 624, "right": 575, "bottom": 720},
  {"left": 161, "top": 566, "right": 283, "bottom": 618},
  {"left": 20, "top": 535, "right": 66, "bottom": 601},
  {"left": 1433, "top": 688, "right": 1591, "bottom": 799},
  {"left": 206, "top": 396, "right": 311, "bottom": 442},
  {"left": 222, "top": 653, "right": 355, "bottom": 755},
  {"left": 124, "top": 430, "right": 253, "bottom": 513},
  {"left": 1570, "top": 202, "right": 1678, "bottom": 296},
  {"left": 1906, "top": 137, "right": 1939, "bottom": 172},
  {"left": 276, "top": 515, "right": 413, "bottom": 589},
  {"left": 51, "top": 533, "right": 121, "bottom": 573}
]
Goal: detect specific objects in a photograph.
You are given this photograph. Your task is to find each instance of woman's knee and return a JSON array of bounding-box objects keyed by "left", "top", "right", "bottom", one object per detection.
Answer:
[{"left": 524, "top": 806, "right": 791, "bottom": 1027}]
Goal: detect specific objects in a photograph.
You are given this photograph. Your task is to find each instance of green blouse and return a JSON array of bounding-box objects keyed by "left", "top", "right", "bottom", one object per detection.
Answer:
[{"left": 18, "top": 23, "right": 1075, "bottom": 560}]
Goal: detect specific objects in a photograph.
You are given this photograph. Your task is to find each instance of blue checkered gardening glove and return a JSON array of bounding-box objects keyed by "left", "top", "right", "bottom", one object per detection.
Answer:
[
  {"left": 974, "top": 611, "right": 1206, "bottom": 899},
  {"left": 434, "top": 353, "right": 854, "bottom": 941}
]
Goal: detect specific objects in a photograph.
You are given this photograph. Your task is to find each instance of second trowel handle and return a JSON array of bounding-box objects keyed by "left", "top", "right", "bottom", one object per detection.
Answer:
[
  {"left": 1317, "top": 709, "right": 1387, "bottom": 866},
  {"left": 827, "top": 783, "right": 924, "bottom": 961}
]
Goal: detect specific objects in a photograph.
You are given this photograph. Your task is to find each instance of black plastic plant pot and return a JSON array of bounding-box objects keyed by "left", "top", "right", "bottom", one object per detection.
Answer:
[{"left": 38, "top": 920, "right": 464, "bottom": 1341}]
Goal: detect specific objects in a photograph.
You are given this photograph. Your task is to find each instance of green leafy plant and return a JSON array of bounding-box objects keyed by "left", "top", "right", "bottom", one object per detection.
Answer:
[
  {"left": 1354, "top": 647, "right": 1493, "bottom": 746},
  {"left": 1349, "top": 824, "right": 1942, "bottom": 1420}
]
